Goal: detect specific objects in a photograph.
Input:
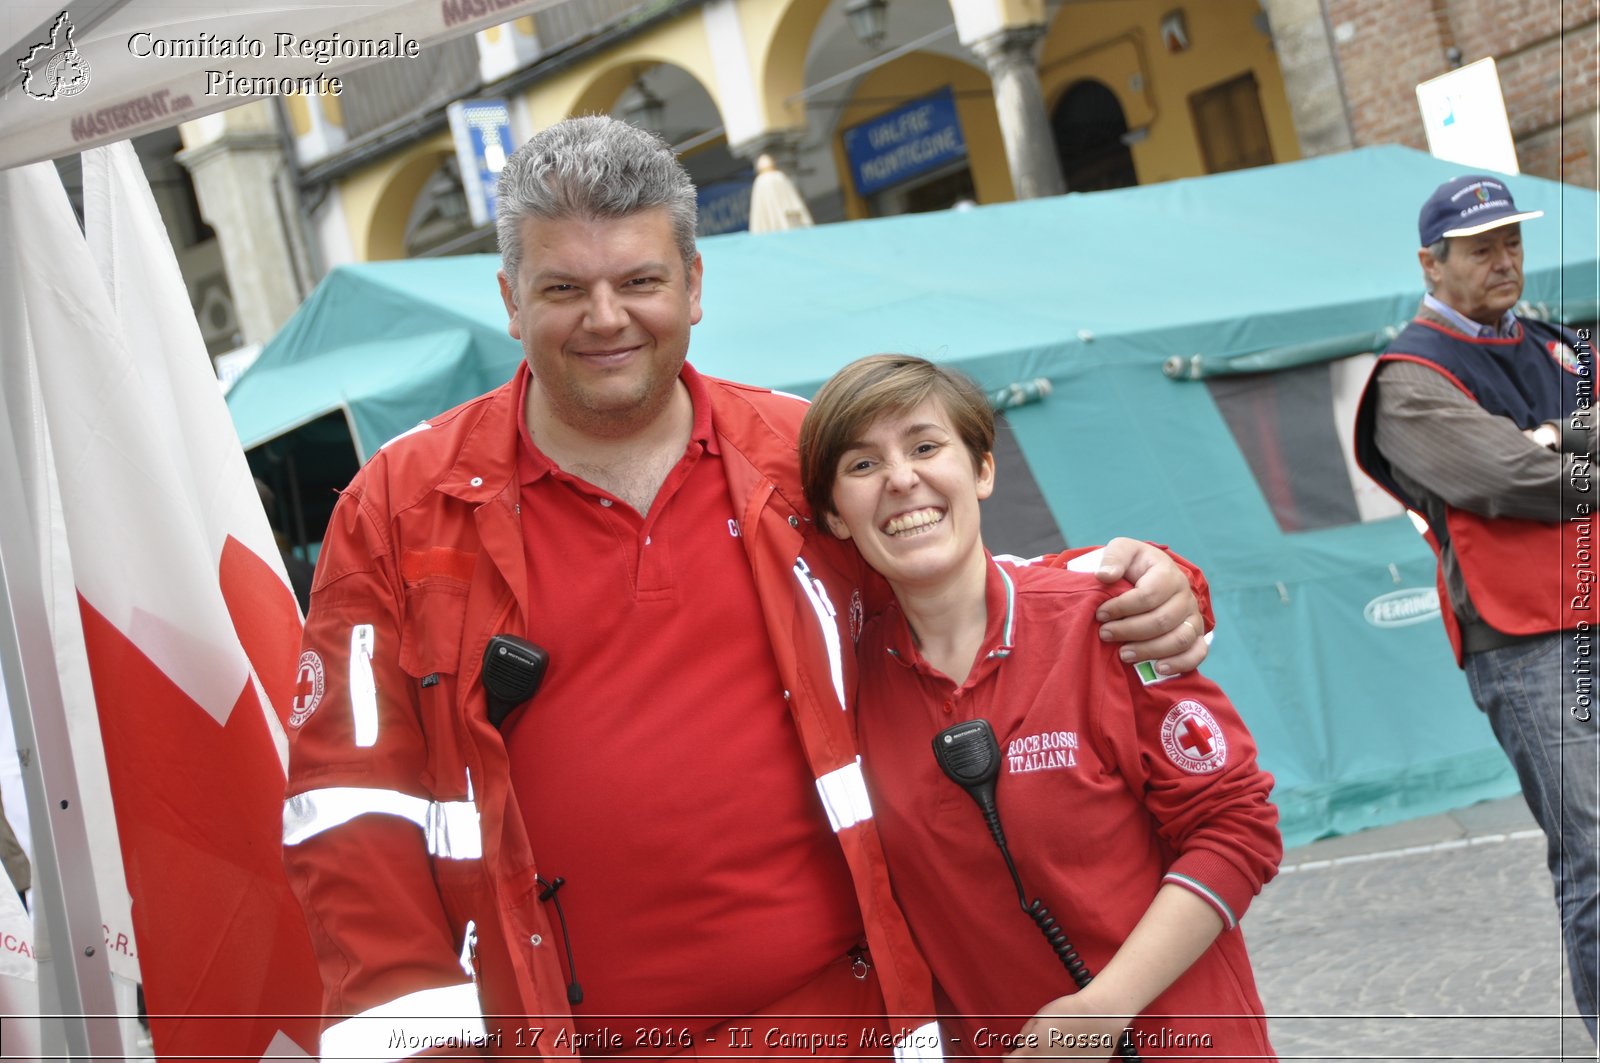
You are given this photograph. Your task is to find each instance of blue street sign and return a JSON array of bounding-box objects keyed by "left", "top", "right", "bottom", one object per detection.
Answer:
[
  {"left": 447, "top": 99, "right": 514, "bottom": 227},
  {"left": 697, "top": 177, "right": 752, "bottom": 236},
  {"left": 842, "top": 85, "right": 967, "bottom": 198}
]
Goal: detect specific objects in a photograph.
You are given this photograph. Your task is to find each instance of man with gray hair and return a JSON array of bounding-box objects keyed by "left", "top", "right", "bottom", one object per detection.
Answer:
[
  {"left": 1355, "top": 173, "right": 1597, "bottom": 1040},
  {"left": 282, "top": 115, "right": 1212, "bottom": 1058}
]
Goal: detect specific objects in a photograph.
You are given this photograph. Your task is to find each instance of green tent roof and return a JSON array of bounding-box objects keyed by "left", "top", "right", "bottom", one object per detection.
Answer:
[
  {"left": 230, "top": 144, "right": 1596, "bottom": 453},
  {"left": 229, "top": 146, "right": 1599, "bottom": 845}
]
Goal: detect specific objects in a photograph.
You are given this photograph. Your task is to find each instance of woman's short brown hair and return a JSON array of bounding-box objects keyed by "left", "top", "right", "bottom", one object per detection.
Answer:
[{"left": 799, "top": 354, "right": 995, "bottom": 527}]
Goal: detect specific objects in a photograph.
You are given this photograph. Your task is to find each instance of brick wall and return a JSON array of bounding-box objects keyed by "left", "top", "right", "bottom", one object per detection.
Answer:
[
  {"left": 1324, "top": 0, "right": 1451, "bottom": 149},
  {"left": 1323, "top": 0, "right": 1597, "bottom": 186}
]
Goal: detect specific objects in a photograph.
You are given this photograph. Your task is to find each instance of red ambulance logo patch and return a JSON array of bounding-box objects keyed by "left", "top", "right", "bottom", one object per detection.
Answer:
[
  {"left": 1160, "top": 699, "right": 1227, "bottom": 774},
  {"left": 289, "top": 650, "right": 325, "bottom": 728}
]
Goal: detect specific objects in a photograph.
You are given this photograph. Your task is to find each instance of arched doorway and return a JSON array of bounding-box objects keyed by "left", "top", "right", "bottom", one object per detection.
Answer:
[
  {"left": 402, "top": 155, "right": 494, "bottom": 257},
  {"left": 1051, "top": 79, "right": 1137, "bottom": 193},
  {"left": 605, "top": 62, "right": 752, "bottom": 236}
]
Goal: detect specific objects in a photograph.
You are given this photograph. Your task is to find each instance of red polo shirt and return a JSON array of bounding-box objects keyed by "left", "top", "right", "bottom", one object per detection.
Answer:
[
  {"left": 857, "top": 556, "right": 1280, "bottom": 1058},
  {"left": 503, "top": 364, "right": 863, "bottom": 1035}
]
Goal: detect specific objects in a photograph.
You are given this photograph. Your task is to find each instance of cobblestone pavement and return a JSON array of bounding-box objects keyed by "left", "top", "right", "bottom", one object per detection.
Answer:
[{"left": 1247, "top": 797, "right": 1596, "bottom": 1062}]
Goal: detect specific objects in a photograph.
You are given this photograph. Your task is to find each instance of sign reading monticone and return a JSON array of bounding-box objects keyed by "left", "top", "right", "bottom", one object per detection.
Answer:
[{"left": 842, "top": 86, "right": 968, "bottom": 198}]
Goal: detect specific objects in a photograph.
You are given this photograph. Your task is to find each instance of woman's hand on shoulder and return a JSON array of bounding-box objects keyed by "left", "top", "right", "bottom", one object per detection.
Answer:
[{"left": 1092, "top": 537, "right": 1207, "bottom": 675}]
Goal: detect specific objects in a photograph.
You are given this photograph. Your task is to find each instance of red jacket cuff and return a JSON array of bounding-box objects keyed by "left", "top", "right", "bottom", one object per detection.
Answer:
[{"left": 1162, "top": 847, "right": 1266, "bottom": 930}]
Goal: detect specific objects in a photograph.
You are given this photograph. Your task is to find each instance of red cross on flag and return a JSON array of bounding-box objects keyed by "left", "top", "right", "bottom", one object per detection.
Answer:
[{"left": 0, "top": 143, "right": 320, "bottom": 1058}]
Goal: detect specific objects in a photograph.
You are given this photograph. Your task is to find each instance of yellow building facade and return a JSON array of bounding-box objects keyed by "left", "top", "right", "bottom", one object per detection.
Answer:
[{"left": 281, "top": 0, "right": 1303, "bottom": 266}]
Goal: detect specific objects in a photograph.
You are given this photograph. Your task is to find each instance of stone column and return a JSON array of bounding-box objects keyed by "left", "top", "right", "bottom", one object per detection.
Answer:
[
  {"left": 966, "top": 24, "right": 1065, "bottom": 199},
  {"left": 1260, "top": 0, "right": 1356, "bottom": 157},
  {"left": 281, "top": 92, "right": 348, "bottom": 167},
  {"left": 178, "top": 103, "right": 307, "bottom": 347}
]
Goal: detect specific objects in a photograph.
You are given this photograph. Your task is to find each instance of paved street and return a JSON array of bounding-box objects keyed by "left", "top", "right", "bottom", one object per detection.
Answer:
[
  {"left": 1247, "top": 797, "right": 1596, "bottom": 1061},
  {"left": 47, "top": 797, "right": 1597, "bottom": 1062}
]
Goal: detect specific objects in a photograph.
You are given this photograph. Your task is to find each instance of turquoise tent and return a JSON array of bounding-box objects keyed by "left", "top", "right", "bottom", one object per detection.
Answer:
[{"left": 228, "top": 146, "right": 1599, "bottom": 845}]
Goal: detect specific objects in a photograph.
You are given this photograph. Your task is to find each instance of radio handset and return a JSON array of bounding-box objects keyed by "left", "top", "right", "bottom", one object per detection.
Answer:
[
  {"left": 933, "top": 719, "right": 1142, "bottom": 1062},
  {"left": 481, "top": 635, "right": 549, "bottom": 729}
]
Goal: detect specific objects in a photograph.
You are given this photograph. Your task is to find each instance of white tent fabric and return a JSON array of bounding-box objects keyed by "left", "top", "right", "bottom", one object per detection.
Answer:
[
  {"left": 0, "top": 156, "right": 139, "bottom": 983},
  {"left": 0, "top": 168, "right": 128, "bottom": 1055},
  {"left": 0, "top": 0, "right": 565, "bottom": 169}
]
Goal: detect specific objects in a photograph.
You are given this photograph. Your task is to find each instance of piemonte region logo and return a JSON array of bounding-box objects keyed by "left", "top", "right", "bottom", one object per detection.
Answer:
[{"left": 19, "top": 11, "right": 92, "bottom": 101}]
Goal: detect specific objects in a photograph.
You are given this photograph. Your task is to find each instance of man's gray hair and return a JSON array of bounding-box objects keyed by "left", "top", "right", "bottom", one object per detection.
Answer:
[
  {"left": 496, "top": 115, "right": 698, "bottom": 291},
  {"left": 1422, "top": 237, "right": 1450, "bottom": 292}
]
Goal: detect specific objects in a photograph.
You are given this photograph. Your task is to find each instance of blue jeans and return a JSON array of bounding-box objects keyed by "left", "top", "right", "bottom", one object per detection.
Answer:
[{"left": 1466, "top": 632, "right": 1599, "bottom": 1040}]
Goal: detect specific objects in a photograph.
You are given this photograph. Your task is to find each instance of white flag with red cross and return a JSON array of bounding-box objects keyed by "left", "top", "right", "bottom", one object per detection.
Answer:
[{"left": 0, "top": 142, "right": 320, "bottom": 1059}]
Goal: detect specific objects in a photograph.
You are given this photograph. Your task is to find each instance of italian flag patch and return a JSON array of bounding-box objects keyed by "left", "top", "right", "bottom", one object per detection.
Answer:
[{"left": 1134, "top": 660, "right": 1174, "bottom": 685}]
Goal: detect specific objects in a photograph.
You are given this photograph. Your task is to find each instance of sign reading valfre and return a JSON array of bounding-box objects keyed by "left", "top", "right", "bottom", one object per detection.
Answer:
[{"left": 842, "top": 86, "right": 967, "bottom": 198}]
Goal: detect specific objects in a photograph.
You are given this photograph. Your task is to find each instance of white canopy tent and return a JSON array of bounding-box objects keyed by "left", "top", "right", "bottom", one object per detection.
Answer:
[{"left": 0, "top": 0, "right": 568, "bottom": 169}]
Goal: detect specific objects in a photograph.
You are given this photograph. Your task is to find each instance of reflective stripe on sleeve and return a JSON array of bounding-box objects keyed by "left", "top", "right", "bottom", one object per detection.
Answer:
[
  {"left": 892, "top": 1021, "right": 945, "bottom": 1062},
  {"left": 283, "top": 787, "right": 427, "bottom": 845},
  {"left": 457, "top": 919, "right": 477, "bottom": 978},
  {"left": 425, "top": 794, "right": 484, "bottom": 860},
  {"left": 349, "top": 624, "right": 378, "bottom": 748},
  {"left": 283, "top": 787, "right": 483, "bottom": 860},
  {"left": 319, "top": 982, "right": 486, "bottom": 1060},
  {"left": 793, "top": 558, "right": 847, "bottom": 711},
  {"left": 815, "top": 758, "right": 873, "bottom": 832}
]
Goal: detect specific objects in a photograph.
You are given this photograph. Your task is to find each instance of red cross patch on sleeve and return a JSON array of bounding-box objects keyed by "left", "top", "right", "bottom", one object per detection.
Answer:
[
  {"left": 289, "top": 649, "right": 325, "bottom": 728},
  {"left": 1160, "top": 699, "right": 1227, "bottom": 774}
]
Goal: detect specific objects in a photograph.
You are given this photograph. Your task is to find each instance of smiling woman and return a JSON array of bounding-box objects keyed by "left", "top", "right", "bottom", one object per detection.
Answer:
[
  {"left": 800, "top": 356, "right": 995, "bottom": 624},
  {"left": 797, "top": 354, "right": 1282, "bottom": 1061}
]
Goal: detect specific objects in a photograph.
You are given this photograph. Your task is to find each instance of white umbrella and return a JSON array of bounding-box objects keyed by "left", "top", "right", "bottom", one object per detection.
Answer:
[{"left": 748, "top": 152, "right": 813, "bottom": 233}]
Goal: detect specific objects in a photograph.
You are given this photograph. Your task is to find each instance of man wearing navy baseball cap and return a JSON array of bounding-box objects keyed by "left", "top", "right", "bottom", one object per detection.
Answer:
[{"left": 1355, "top": 175, "right": 1597, "bottom": 1040}]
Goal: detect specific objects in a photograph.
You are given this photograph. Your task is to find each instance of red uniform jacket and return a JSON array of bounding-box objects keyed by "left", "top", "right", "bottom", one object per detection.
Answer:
[
  {"left": 282, "top": 374, "right": 940, "bottom": 1058},
  {"left": 282, "top": 370, "right": 1214, "bottom": 1060},
  {"left": 857, "top": 558, "right": 1279, "bottom": 1058}
]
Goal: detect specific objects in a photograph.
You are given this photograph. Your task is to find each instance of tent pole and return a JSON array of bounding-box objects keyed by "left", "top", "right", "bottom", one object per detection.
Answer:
[
  {"left": 286, "top": 450, "right": 311, "bottom": 560},
  {"left": 0, "top": 433, "right": 123, "bottom": 1058}
]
